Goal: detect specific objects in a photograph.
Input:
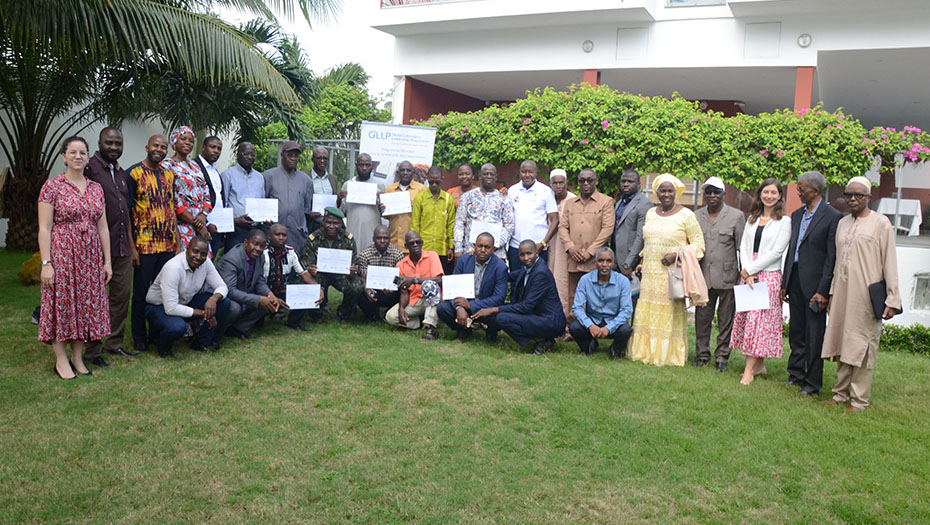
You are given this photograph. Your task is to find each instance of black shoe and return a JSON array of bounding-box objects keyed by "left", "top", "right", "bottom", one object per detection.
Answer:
[
  {"left": 609, "top": 342, "right": 626, "bottom": 360},
  {"left": 456, "top": 329, "right": 473, "bottom": 341},
  {"left": 800, "top": 385, "right": 819, "bottom": 396},
  {"left": 716, "top": 362, "right": 728, "bottom": 372},
  {"left": 784, "top": 379, "right": 803, "bottom": 387},
  {"left": 134, "top": 341, "right": 148, "bottom": 352},
  {"left": 485, "top": 330, "right": 498, "bottom": 343},
  {"left": 209, "top": 341, "right": 221, "bottom": 351},
  {"left": 532, "top": 338, "right": 554, "bottom": 355},
  {"left": 287, "top": 323, "right": 306, "bottom": 331},
  {"left": 31, "top": 306, "right": 41, "bottom": 325},
  {"left": 190, "top": 341, "right": 209, "bottom": 352},
  {"left": 584, "top": 339, "right": 598, "bottom": 356},
  {"left": 88, "top": 356, "right": 108, "bottom": 367},
  {"left": 54, "top": 363, "right": 75, "bottom": 380},
  {"left": 157, "top": 347, "right": 173, "bottom": 358},
  {"left": 70, "top": 360, "right": 92, "bottom": 376},
  {"left": 106, "top": 347, "right": 137, "bottom": 357},
  {"left": 228, "top": 328, "right": 248, "bottom": 340},
  {"left": 692, "top": 359, "right": 709, "bottom": 367}
]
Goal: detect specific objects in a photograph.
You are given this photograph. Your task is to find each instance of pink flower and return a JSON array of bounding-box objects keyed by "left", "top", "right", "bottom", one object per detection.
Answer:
[
  {"left": 881, "top": 134, "right": 887, "bottom": 139},
  {"left": 776, "top": 150, "right": 784, "bottom": 158},
  {"left": 523, "top": 118, "right": 531, "bottom": 125},
  {"left": 426, "top": 119, "right": 433, "bottom": 124},
  {"left": 836, "top": 123, "right": 843, "bottom": 129},
  {"left": 594, "top": 144, "right": 599, "bottom": 149},
  {"left": 485, "top": 116, "right": 490, "bottom": 120},
  {"left": 581, "top": 140, "right": 589, "bottom": 145},
  {"left": 759, "top": 149, "right": 769, "bottom": 158}
]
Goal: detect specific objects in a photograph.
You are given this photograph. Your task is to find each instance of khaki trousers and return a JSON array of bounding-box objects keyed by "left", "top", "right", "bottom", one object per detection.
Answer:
[
  {"left": 832, "top": 361, "right": 874, "bottom": 409},
  {"left": 385, "top": 298, "right": 438, "bottom": 329},
  {"left": 86, "top": 255, "right": 133, "bottom": 357}
]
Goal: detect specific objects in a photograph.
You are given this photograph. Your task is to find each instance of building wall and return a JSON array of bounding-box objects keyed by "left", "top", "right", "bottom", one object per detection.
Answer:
[{"left": 402, "top": 77, "right": 486, "bottom": 124}]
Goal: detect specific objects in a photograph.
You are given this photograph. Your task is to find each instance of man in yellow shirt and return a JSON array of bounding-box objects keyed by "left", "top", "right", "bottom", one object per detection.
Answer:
[
  {"left": 382, "top": 160, "right": 427, "bottom": 253},
  {"left": 411, "top": 166, "right": 456, "bottom": 273}
]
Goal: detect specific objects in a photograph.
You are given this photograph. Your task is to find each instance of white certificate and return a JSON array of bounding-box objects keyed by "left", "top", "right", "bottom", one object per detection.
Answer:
[
  {"left": 734, "top": 282, "right": 771, "bottom": 312},
  {"left": 245, "top": 198, "right": 278, "bottom": 222},
  {"left": 442, "top": 274, "right": 475, "bottom": 299},
  {"left": 206, "top": 207, "right": 234, "bottom": 233},
  {"left": 311, "top": 194, "right": 338, "bottom": 214},
  {"left": 345, "top": 180, "right": 378, "bottom": 205},
  {"left": 317, "top": 247, "right": 352, "bottom": 275},
  {"left": 468, "top": 221, "right": 503, "bottom": 244},
  {"left": 286, "top": 284, "right": 321, "bottom": 310},
  {"left": 380, "top": 191, "right": 412, "bottom": 216},
  {"left": 365, "top": 265, "right": 399, "bottom": 291}
]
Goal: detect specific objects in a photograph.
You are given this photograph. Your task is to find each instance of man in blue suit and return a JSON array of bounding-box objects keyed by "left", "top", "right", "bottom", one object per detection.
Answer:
[
  {"left": 472, "top": 239, "right": 567, "bottom": 355},
  {"left": 569, "top": 247, "right": 633, "bottom": 359},
  {"left": 437, "top": 232, "right": 508, "bottom": 341}
]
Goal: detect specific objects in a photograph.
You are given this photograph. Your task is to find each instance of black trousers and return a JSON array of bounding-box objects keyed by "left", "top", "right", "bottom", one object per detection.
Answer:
[
  {"left": 568, "top": 319, "right": 633, "bottom": 354},
  {"left": 437, "top": 300, "right": 471, "bottom": 333},
  {"left": 131, "top": 251, "right": 175, "bottom": 347},
  {"left": 358, "top": 290, "right": 399, "bottom": 321},
  {"left": 786, "top": 264, "right": 826, "bottom": 392}
]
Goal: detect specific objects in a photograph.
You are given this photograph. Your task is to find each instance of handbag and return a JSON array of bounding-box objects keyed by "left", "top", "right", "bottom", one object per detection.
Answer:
[
  {"left": 668, "top": 250, "right": 685, "bottom": 300},
  {"left": 868, "top": 280, "right": 902, "bottom": 319}
]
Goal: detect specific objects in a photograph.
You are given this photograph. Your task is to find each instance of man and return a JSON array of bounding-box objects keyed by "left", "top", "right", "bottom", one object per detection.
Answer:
[
  {"left": 221, "top": 142, "right": 265, "bottom": 251},
  {"left": 781, "top": 170, "right": 842, "bottom": 396},
  {"left": 83, "top": 127, "right": 134, "bottom": 365},
  {"left": 299, "top": 207, "right": 363, "bottom": 322},
  {"left": 382, "top": 160, "right": 428, "bottom": 252},
  {"left": 558, "top": 168, "right": 615, "bottom": 321},
  {"left": 385, "top": 231, "right": 444, "bottom": 341},
  {"left": 437, "top": 232, "right": 508, "bottom": 341},
  {"left": 217, "top": 229, "right": 284, "bottom": 339},
  {"left": 507, "top": 160, "right": 558, "bottom": 270},
  {"left": 126, "top": 134, "right": 179, "bottom": 353},
  {"left": 195, "top": 136, "right": 224, "bottom": 256},
  {"left": 357, "top": 225, "right": 406, "bottom": 323},
  {"left": 693, "top": 176, "right": 745, "bottom": 371},
  {"left": 263, "top": 140, "right": 314, "bottom": 252},
  {"left": 611, "top": 168, "right": 652, "bottom": 312},
  {"left": 471, "top": 239, "right": 566, "bottom": 355},
  {"left": 453, "top": 163, "right": 515, "bottom": 261},
  {"left": 309, "top": 146, "right": 339, "bottom": 233},
  {"left": 264, "top": 223, "right": 322, "bottom": 331},
  {"left": 547, "top": 169, "right": 574, "bottom": 322},
  {"left": 569, "top": 247, "right": 634, "bottom": 359},
  {"left": 338, "top": 153, "right": 385, "bottom": 253},
  {"left": 411, "top": 166, "right": 456, "bottom": 273},
  {"left": 822, "top": 177, "right": 901, "bottom": 411},
  {"left": 145, "top": 236, "right": 231, "bottom": 357}
]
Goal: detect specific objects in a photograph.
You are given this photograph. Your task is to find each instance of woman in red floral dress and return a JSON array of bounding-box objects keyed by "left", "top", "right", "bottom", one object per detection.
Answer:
[{"left": 38, "top": 136, "right": 113, "bottom": 379}]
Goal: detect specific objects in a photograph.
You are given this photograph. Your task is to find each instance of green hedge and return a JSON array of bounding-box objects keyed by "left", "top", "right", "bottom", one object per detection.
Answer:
[{"left": 783, "top": 321, "right": 930, "bottom": 355}]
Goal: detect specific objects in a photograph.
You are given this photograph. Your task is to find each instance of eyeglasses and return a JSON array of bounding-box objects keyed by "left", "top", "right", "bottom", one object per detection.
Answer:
[
  {"left": 405, "top": 240, "right": 423, "bottom": 247},
  {"left": 703, "top": 188, "right": 723, "bottom": 195},
  {"left": 578, "top": 177, "right": 596, "bottom": 184},
  {"left": 428, "top": 179, "right": 441, "bottom": 185},
  {"left": 843, "top": 192, "right": 869, "bottom": 200}
]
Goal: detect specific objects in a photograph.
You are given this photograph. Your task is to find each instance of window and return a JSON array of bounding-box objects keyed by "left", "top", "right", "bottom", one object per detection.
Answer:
[{"left": 913, "top": 274, "right": 930, "bottom": 311}]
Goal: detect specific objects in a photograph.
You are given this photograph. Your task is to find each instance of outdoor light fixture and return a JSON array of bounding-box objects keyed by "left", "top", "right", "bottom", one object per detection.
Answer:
[
  {"left": 797, "top": 33, "right": 812, "bottom": 48},
  {"left": 582, "top": 40, "right": 594, "bottom": 53}
]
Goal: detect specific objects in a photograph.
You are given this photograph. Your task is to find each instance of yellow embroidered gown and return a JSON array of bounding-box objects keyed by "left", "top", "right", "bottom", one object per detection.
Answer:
[{"left": 629, "top": 207, "right": 705, "bottom": 366}]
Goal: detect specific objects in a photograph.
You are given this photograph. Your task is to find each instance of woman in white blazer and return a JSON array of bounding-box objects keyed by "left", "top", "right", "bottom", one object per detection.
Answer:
[{"left": 730, "top": 178, "right": 792, "bottom": 385}]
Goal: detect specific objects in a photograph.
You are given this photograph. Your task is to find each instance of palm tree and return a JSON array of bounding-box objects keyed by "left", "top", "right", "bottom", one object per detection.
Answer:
[{"left": 0, "top": 0, "right": 340, "bottom": 249}]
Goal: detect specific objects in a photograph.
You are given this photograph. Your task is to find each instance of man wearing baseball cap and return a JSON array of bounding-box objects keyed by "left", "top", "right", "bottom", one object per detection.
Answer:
[
  {"left": 263, "top": 140, "right": 314, "bottom": 252},
  {"left": 693, "top": 176, "right": 745, "bottom": 371}
]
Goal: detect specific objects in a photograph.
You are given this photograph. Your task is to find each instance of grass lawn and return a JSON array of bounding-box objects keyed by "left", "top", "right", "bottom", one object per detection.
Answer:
[{"left": 1, "top": 248, "right": 929, "bottom": 523}]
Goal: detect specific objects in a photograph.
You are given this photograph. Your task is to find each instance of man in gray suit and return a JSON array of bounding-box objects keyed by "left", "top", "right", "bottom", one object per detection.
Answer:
[
  {"left": 612, "top": 169, "right": 652, "bottom": 310},
  {"left": 694, "top": 177, "right": 745, "bottom": 371},
  {"left": 216, "top": 229, "right": 285, "bottom": 339}
]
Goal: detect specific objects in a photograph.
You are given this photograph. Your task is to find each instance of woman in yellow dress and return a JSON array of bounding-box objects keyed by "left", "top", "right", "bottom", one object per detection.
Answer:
[{"left": 629, "top": 174, "right": 705, "bottom": 366}]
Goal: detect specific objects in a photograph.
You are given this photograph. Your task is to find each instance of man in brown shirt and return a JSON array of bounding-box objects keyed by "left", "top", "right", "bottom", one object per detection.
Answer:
[
  {"left": 558, "top": 168, "right": 615, "bottom": 324},
  {"left": 693, "top": 177, "right": 745, "bottom": 371},
  {"left": 83, "top": 127, "right": 136, "bottom": 365}
]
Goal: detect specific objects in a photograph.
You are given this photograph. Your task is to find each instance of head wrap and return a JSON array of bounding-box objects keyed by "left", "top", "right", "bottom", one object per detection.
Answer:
[
  {"left": 652, "top": 173, "right": 686, "bottom": 199},
  {"left": 169, "top": 126, "right": 194, "bottom": 146},
  {"left": 846, "top": 176, "right": 873, "bottom": 194},
  {"left": 549, "top": 168, "right": 567, "bottom": 180}
]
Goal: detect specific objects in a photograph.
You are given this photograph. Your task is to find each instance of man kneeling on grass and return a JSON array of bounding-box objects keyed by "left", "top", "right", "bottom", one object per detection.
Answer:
[
  {"left": 437, "top": 232, "right": 508, "bottom": 342},
  {"left": 385, "top": 231, "right": 444, "bottom": 341},
  {"left": 471, "top": 239, "right": 566, "bottom": 355},
  {"left": 569, "top": 247, "right": 633, "bottom": 359},
  {"left": 145, "top": 236, "right": 231, "bottom": 357}
]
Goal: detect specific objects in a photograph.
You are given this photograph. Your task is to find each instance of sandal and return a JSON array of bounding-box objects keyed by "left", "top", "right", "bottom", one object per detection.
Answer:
[{"left": 420, "top": 327, "right": 440, "bottom": 342}]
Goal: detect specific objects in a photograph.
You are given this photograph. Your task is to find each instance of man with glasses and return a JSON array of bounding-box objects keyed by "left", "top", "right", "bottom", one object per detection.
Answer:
[
  {"left": 558, "top": 168, "right": 615, "bottom": 324},
  {"left": 412, "top": 166, "right": 456, "bottom": 273},
  {"left": 308, "top": 146, "right": 338, "bottom": 233},
  {"left": 453, "top": 163, "right": 515, "bottom": 262},
  {"left": 263, "top": 141, "right": 314, "bottom": 252},
  {"left": 693, "top": 177, "right": 745, "bottom": 371},
  {"left": 385, "top": 231, "right": 444, "bottom": 341},
  {"left": 382, "top": 160, "right": 428, "bottom": 253}
]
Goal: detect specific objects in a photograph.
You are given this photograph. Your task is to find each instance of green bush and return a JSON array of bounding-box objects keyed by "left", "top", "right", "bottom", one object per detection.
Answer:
[{"left": 880, "top": 323, "right": 930, "bottom": 355}]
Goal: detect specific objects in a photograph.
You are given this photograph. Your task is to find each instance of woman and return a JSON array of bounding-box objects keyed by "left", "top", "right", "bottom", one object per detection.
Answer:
[
  {"left": 447, "top": 163, "right": 476, "bottom": 208},
  {"left": 731, "top": 178, "right": 792, "bottom": 384},
  {"left": 629, "top": 174, "right": 705, "bottom": 367},
  {"left": 38, "top": 136, "right": 113, "bottom": 379},
  {"left": 162, "top": 126, "right": 212, "bottom": 253}
]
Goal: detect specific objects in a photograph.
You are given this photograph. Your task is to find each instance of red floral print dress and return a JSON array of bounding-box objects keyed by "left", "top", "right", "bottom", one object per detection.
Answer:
[
  {"left": 38, "top": 175, "right": 111, "bottom": 343},
  {"left": 161, "top": 158, "right": 212, "bottom": 254}
]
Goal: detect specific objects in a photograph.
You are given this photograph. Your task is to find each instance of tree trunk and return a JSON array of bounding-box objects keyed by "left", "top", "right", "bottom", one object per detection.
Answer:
[{"left": 1, "top": 169, "right": 46, "bottom": 251}]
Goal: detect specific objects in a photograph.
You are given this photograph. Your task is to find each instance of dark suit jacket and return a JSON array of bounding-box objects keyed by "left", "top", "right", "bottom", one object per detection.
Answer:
[
  {"left": 501, "top": 258, "right": 566, "bottom": 324},
  {"left": 449, "top": 253, "right": 508, "bottom": 311},
  {"left": 195, "top": 156, "right": 220, "bottom": 208},
  {"left": 216, "top": 244, "right": 271, "bottom": 308},
  {"left": 612, "top": 191, "right": 652, "bottom": 270},
  {"left": 782, "top": 199, "right": 842, "bottom": 299}
]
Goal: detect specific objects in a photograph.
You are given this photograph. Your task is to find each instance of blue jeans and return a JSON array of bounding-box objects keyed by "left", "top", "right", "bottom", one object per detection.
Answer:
[
  {"left": 507, "top": 245, "right": 548, "bottom": 271},
  {"left": 145, "top": 293, "right": 231, "bottom": 355}
]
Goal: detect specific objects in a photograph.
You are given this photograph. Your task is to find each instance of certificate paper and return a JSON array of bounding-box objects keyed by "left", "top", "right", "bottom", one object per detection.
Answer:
[
  {"left": 317, "top": 247, "right": 352, "bottom": 275},
  {"left": 345, "top": 180, "right": 378, "bottom": 205},
  {"left": 365, "top": 265, "right": 400, "bottom": 291},
  {"left": 245, "top": 198, "right": 278, "bottom": 222},
  {"left": 734, "top": 282, "right": 771, "bottom": 312},
  {"left": 380, "top": 191, "right": 412, "bottom": 216},
  {"left": 206, "top": 207, "right": 234, "bottom": 233},
  {"left": 286, "top": 284, "right": 321, "bottom": 309},
  {"left": 442, "top": 274, "right": 475, "bottom": 299},
  {"left": 312, "top": 194, "right": 338, "bottom": 214},
  {"left": 468, "top": 221, "right": 503, "bottom": 244}
]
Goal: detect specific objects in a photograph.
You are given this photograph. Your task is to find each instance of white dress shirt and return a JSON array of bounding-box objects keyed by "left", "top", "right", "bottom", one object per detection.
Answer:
[
  {"left": 199, "top": 155, "right": 224, "bottom": 208},
  {"left": 508, "top": 180, "right": 558, "bottom": 248},
  {"left": 146, "top": 252, "right": 228, "bottom": 317}
]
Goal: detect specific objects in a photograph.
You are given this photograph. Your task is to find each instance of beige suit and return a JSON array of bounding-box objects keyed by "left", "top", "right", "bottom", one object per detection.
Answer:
[
  {"left": 547, "top": 193, "right": 574, "bottom": 321},
  {"left": 558, "top": 191, "right": 615, "bottom": 320}
]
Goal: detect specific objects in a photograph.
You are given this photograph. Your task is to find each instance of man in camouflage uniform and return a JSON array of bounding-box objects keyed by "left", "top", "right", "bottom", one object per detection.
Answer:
[{"left": 299, "top": 207, "right": 363, "bottom": 322}]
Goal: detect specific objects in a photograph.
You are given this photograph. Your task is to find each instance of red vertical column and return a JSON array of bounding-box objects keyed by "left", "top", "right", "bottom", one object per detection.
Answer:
[
  {"left": 583, "top": 69, "right": 601, "bottom": 86},
  {"left": 787, "top": 66, "right": 815, "bottom": 211}
]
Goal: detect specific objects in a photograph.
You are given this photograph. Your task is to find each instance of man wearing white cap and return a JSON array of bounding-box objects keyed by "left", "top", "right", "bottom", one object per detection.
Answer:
[{"left": 694, "top": 176, "right": 745, "bottom": 371}]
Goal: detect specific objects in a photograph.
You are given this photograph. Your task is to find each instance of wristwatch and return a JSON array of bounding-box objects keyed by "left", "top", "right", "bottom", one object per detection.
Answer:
[
  {"left": 42, "top": 260, "right": 52, "bottom": 266},
  {"left": 540, "top": 241, "right": 548, "bottom": 250},
  {"left": 621, "top": 263, "right": 631, "bottom": 271}
]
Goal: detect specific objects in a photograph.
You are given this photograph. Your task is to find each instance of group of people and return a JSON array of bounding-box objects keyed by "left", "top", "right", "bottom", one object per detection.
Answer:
[{"left": 37, "top": 128, "right": 901, "bottom": 411}]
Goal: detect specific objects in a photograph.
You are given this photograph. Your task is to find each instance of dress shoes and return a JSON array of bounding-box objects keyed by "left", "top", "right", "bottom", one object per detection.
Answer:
[
  {"left": 209, "top": 341, "right": 221, "bottom": 351},
  {"left": 820, "top": 398, "right": 841, "bottom": 406},
  {"left": 190, "top": 341, "right": 209, "bottom": 352},
  {"left": 584, "top": 339, "right": 598, "bottom": 356},
  {"left": 716, "top": 362, "right": 728, "bottom": 373},
  {"left": 784, "top": 379, "right": 803, "bottom": 387},
  {"left": 88, "top": 356, "right": 108, "bottom": 367},
  {"left": 800, "top": 385, "right": 819, "bottom": 396},
  {"left": 70, "top": 360, "right": 92, "bottom": 376},
  {"left": 692, "top": 359, "right": 709, "bottom": 367},
  {"left": 456, "top": 329, "right": 473, "bottom": 341},
  {"left": 106, "top": 347, "right": 137, "bottom": 357},
  {"left": 134, "top": 341, "right": 148, "bottom": 352},
  {"left": 845, "top": 405, "right": 865, "bottom": 413},
  {"left": 287, "top": 323, "right": 306, "bottom": 331},
  {"left": 54, "top": 363, "right": 75, "bottom": 380},
  {"left": 485, "top": 330, "right": 498, "bottom": 343},
  {"left": 532, "top": 338, "right": 554, "bottom": 355},
  {"left": 608, "top": 342, "right": 626, "bottom": 360},
  {"left": 228, "top": 328, "right": 248, "bottom": 340}
]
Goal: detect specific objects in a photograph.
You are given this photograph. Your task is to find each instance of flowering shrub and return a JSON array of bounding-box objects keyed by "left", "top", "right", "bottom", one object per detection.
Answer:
[
  {"left": 416, "top": 84, "right": 881, "bottom": 195},
  {"left": 864, "top": 125, "right": 930, "bottom": 170}
]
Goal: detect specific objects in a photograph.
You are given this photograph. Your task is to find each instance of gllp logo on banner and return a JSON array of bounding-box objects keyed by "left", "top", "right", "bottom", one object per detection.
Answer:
[{"left": 368, "top": 130, "right": 392, "bottom": 140}]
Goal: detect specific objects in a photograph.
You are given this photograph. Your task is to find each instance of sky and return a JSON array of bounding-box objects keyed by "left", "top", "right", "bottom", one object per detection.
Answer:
[{"left": 220, "top": 1, "right": 397, "bottom": 104}]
